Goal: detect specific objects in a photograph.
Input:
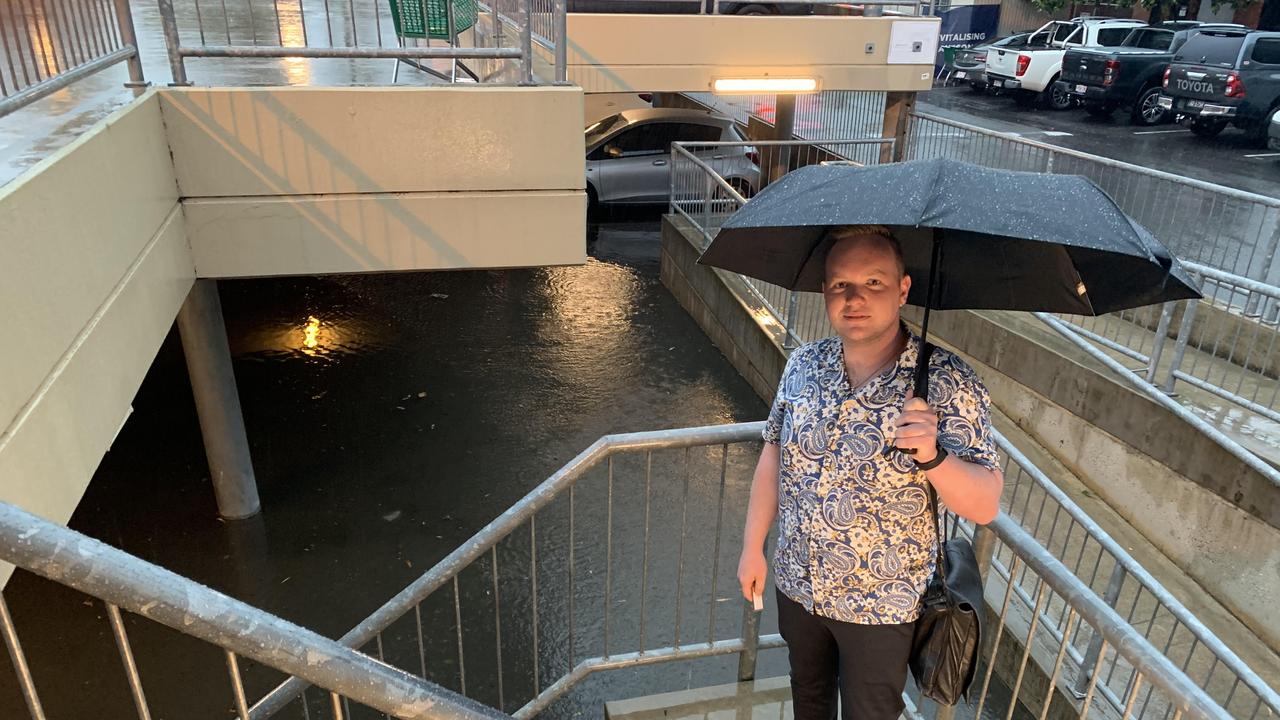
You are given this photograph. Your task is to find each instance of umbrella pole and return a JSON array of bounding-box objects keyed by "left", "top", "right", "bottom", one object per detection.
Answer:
[{"left": 913, "top": 237, "right": 942, "bottom": 400}]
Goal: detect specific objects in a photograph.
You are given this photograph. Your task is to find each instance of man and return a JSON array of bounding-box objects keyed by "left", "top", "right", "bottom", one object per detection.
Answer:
[{"left": 736, "top": 225, "right": 1003, "bottom": 720}]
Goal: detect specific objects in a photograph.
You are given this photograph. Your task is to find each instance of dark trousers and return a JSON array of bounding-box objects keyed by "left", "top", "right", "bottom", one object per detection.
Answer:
[{"left": 776, "top": 587, "right": 914, "bottom": 720}]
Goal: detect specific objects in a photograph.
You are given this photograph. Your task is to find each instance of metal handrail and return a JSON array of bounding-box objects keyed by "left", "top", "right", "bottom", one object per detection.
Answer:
[
  {"left": 249, "top": 423, "right": 756, "bottom": 718},
  {"left": 994, "top": 428, "right": 1280, "bottom": 718},
  {"left": 906, "top": 112, "right": 1280, "bottom": 210},
  {"left": 0, "top": 502, "right": 511, "bottom": 720}
]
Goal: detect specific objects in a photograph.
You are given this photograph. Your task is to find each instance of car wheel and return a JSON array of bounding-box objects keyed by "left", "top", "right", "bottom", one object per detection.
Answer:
[
  {"left": 1085, "top": 102, "right": 1117, "bottom": 119},
  {"left": 1244, "top": 107, "right": 1279, "bottom": 148},
  {"left": 729, "top": 178, "right": 756, "bottom": 199},
  {"left": 587, "top": 184, "right": 599, "bottom": 208},
  {"left": 1044, "top": 80, "right": 1072, "bottom": 111},
  {"left": 1130, "top": 87, "right": 1166, "bottom": 126},
  {"left": 1188, "top": 118, "right": 1227, "bottom": 139}
]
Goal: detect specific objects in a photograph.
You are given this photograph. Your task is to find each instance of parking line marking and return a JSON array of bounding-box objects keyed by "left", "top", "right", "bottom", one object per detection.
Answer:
[
  {"left": 1133, "top": 129, "right": 1190, "bottom": 135},
  {"left": 1041, "top": 131, "right": 1073, "bottom": 137},
  {"left": 1244, "top": 152, "right": 1280, "bottom": 158}
]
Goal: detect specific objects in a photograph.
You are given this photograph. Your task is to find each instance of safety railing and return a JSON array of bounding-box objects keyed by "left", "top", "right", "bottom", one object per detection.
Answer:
[
  {"left": 0, "top": 502, "right": 512, "bottom": 720},
  {"left": 0, "top": 422, "right": 1256, "bottom": 720},
  {"left": 667, "top": 152, "right": 1280, "bottom": 720},
  {"left": 215, "top": 421, "right": 1245, "bottom": 720},
  {"left": 0, "top": 0, "right": 145, "bottom": 117},
  {"left": 685, "top": 90, "right": 889, "bottom": 142},
  {"left": 155, "top": 0, "right": 565, "bottom": 86}
]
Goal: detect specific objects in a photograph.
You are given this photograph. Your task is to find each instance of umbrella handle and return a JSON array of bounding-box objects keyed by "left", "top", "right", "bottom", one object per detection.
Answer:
[{"left": 896, "top": 342, "right": 934, "bottom": 457}]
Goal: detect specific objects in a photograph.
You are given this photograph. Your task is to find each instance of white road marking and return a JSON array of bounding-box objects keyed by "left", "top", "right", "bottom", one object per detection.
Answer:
[
  {"left": 1133, "top": 129, "right": 1190, "bottom": 135},
  {"left": 1041, "top": 131, "right": 1073, "bottom": 137},
  {"left": 1244, "top": 152, "right": 1280, "bottom": 158}
]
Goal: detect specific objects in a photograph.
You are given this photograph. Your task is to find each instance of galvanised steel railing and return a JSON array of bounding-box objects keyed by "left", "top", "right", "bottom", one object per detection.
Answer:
[
  {"left": 0, "top": 423, "right": 1256, "bottom": 719},
  {"left": 0, "top": 0, "right": 145, "bottom": 117}
]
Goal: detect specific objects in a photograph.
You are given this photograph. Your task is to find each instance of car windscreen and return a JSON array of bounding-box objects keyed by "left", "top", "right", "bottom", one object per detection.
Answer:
[
  {"left": 1174, "top": 32, "right": 1246, "bottom": 67},
  {"left": 585, "top": 114, "right": 624, "bottom": 146}
]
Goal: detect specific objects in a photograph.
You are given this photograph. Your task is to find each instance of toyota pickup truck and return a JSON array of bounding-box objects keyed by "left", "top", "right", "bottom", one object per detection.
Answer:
[
  {"left": 1062, "top": 22, "right": 1243, "bottom": 125},
  {"left": 984, "top": 17, "right": 1146, "bottom": 109},
  {"left": 1158, "top": 28, "right": 1280, "bottom": 145}
]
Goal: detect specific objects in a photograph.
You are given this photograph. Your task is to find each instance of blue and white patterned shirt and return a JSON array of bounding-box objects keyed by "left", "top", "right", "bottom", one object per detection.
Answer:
[{"left": 763, "top": 325, "right": 999, "bottom": 625}]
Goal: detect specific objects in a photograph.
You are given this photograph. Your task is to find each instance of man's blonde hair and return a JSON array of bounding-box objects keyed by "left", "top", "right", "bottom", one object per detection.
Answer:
[{"left": 825, "top": 225, "right": 906, "bottom": 278}]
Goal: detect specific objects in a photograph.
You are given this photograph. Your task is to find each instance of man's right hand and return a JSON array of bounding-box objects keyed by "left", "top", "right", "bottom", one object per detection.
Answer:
[{"left": 737, "top": 549, "right": 768, "bottom": 602}]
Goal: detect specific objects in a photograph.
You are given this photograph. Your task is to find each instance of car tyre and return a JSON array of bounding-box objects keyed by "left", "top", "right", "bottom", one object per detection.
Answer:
[
  {"left": 1085, "top": 102, "right": 1117, "bottom": 119},
  {"left": 1188, "top": 118, "right": 1227, "bottom": 139},
  {"left": 1130, "top": 86, "right": 1166, "bottom": 126},
  {"left": 1244, "top": 107, "right": 1279, "bottom": 148},
  {"left": 1043, "top": 79, "right": 1072, "bottom": 111}
]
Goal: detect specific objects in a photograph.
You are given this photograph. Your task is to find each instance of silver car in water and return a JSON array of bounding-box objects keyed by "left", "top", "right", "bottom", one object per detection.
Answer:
[{"left": 585, "top": 108, "right": 759, "bottom": 206}]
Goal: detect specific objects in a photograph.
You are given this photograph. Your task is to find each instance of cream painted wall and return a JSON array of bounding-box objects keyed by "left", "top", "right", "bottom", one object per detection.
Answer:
[
  {"left": 160, "top": 86, "right": 588, "bottom": 277},
  {"left": 0, "top": 94, "right": 194, "bottom": 550},
  {"left": 559, "top": 15, "right": 938, "bottom": 93},
  {"left": 184, "top": 191, "right": 585, "bottom": 278}
]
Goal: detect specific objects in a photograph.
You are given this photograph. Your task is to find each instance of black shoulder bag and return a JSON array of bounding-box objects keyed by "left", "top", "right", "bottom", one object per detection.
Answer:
[{"left": 907, "top": 342, "right": 985, "bottom": 706}]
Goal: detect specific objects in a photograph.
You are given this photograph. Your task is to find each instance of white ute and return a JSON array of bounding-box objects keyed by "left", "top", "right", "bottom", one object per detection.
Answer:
[{"left": 984, "top": 17, "right": 1146, "bottom": 109}]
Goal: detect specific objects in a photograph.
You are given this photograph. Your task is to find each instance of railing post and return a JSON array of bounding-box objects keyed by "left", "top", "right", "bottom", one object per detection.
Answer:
[
  {"left": 553, "top": 0, "right": 567, "bottom": 83},
  {"left": 1162, "top": 299, "right": 1199, "bottom": 394},
  {"left": 783, "top": 290, "right": 800, "bottom": 350},
  {"left": 1146, "top": 301, "right": 1177, "bottom": 385},
  {"left": 112, "top": 0, "right": 148, "bottom": 96},
  {"left": 1072, "top": 564, "right": 1126, "bottom": 698},
  {"left": 520, "top": 0, "right": 534, "bottom": 84},
  {"left": 703, "top": 172, "right": 714, "bottom": 243},
  {"left": 737, "top": 599, "right": 762, "bottom": 682},
  {"left": 157, "top": 0, "right": 191, "bottom": 86}
]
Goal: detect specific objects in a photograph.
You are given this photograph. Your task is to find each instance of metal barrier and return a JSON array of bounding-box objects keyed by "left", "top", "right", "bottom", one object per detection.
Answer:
[
  {"left": 667, "top": 152, "right": 1280, "bottom": 720},
  {"left": 0, "top": 0, "right": 145, "bottom": 117},
  {"left": 0, "top": 502, "right": 512, "bottom": 720},
  {"left": 155, "top": 0, "right": 565, "bottom": 85},
  {"left": 685, "top": 90, "right": 888, "bottom": 142},
  {"left": 0, "top": 423, "right": 1257, "bottom": 719}
]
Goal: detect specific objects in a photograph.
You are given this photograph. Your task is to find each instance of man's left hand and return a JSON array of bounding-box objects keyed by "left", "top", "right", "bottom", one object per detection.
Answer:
[{"left": 894, "top": 390, "right": 939, "bottom": 463}]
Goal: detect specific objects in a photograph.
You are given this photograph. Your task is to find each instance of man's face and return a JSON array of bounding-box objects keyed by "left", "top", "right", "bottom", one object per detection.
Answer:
[{"left": 822, "top": 235, "right": 911, "bottom": 347}]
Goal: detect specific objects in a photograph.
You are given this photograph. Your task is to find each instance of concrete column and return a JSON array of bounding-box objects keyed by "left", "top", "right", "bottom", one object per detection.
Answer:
[
  {"left": 762, "top": 93, "right": 797, "bottom": 191},
  {"left": 880, "top": 90, "right": 916, "bottom": 165},
  {"left": 177, "top": 280, "right": 262, "bottom": 520}
]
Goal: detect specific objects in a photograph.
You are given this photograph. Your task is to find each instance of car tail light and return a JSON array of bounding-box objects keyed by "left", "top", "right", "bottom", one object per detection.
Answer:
[
  {"left": 975, "top": 53, "right": 987, "bottom": 63},
  {"left": 1163, "top": 67, "right": 1171, "bottom": 88},
  {"left": 1103, "top": 59, "right": 1120, "bottom": 86},
  {"left": 1226, "top": 72, "right": 1245, "bottom": 98},
  {"left": 1016, "top": 54, "right": 1031, "bottom": 77}
]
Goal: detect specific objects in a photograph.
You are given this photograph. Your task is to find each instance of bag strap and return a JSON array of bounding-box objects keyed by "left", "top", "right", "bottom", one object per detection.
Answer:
[{"left": 916, "top": 341, "right": 949, "bottom": 581}]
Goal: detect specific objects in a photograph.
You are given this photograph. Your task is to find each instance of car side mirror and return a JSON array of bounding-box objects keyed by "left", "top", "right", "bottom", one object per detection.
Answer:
[{"left": 606, "top": 146, "right": 623, "bottom": 158}]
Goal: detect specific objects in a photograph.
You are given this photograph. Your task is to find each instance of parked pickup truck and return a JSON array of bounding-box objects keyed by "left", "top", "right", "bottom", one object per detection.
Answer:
[
  {"left": 1062, "top": 22, "right": 1243, "bottom": 125},
  {"left": 985, "top": 17, "right": 1146, "bottom": 109},
  {"left": 1158, "top": 28, "right": 1280, "bottom": 145}
]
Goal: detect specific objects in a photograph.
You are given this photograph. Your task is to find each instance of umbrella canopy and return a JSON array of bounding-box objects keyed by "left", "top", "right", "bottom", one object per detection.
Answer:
[{"left": 697, "top": 158, "right": 1201, "bottom": 316}]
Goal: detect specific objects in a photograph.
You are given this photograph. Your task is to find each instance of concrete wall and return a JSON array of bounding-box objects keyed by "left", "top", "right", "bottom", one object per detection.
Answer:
[
  {"left": 0, "top": 93, "right": 193, "bottom": 541},
  {"left": 559, "top": 15, "right": 939, "bottom": 93},
  {"left": 659, "top": 215, "right": 1280, "bottom": 651},
  {"left": 160, "top": 86, "right": 587, "bottom": 278}
]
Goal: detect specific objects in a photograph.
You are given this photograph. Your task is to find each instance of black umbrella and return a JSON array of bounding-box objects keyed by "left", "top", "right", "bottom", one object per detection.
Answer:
[{"left": 698, "top": 157, "right": 1202, "bottom": 396}]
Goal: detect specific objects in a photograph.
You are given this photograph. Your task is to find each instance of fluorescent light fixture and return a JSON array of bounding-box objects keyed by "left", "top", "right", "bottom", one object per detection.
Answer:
[{"left": 712, "top": 77, "right": 819, "bottom": 94}]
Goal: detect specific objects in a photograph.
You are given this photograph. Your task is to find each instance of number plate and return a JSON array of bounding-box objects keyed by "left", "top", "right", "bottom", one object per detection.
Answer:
[
  {"left": 1075, "top": 84, "right": 1087, "bottom": 94},
  {"left": 954, "top": 71, "right": 967, "bottom": 79},
  {"left": 1187, "top": 99, "right": 1205, "bottom": 109},
  {"left": 991, "top": 79, "right": 1004, "bottom": 87}
]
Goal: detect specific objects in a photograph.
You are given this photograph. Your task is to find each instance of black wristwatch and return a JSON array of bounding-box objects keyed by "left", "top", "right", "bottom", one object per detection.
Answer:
[{"left": 914, "top": 445, "right": 948, "bottom": 471}]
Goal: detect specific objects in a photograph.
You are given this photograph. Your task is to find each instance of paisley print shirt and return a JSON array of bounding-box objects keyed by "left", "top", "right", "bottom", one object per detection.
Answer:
[{"left": 763, "top": 325, "right": 999, "bottom": 625}]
